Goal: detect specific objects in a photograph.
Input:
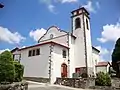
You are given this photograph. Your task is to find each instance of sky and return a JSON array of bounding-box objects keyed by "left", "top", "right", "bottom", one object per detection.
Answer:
[{"left": 0, "top": 0, "right": 120, "bottom": 61}]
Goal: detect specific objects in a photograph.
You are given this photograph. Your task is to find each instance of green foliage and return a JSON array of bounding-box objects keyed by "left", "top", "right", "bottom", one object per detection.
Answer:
[
  {"left": 0, "top": 51, "right": 15, "bottom": 83},
  {"left": 95, "top": 72, "right": 111, "bottom": 86},
  {"left": 14, "top": 61, "right": 24, "bottom": 82},
  {"left": 81, "top": 73, "right": 88, "bottom": 78},
  {"left": 0, "top": 50, "right": 24, "bottom": 84},
  {"left": 112, "top": 38, "right": 120, "bottom": 77}
]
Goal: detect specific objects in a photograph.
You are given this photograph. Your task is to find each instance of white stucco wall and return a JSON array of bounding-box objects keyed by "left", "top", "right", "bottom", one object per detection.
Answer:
[
  {"left": 68, "top": 35, "right": 75, "bottom": 77},
  {"left": 96, "top": 64, "right": 110, "bottom": 74},
  {"left": 20, "top": 44, "right": 50, "bottom": 78},
  {"left": 12, "top": 50, "right": 21, "bottom": 61},
  {"left": 83, "top": 15, "right": 93, "bottom": 76},
  {"left": 13, "top": 43, "right": 70, "bottom": 84},
  {"left": 92, "top": 48, "right": 100, "bottom": 75},
  {"left": 39, "top": 27, "right": 68, "bottom": 46},
  {"left": 72, "top": 10, "right": 93, "bottom": 73},
  {"left": 72, "top": 15, "right": 86, "bottom": 68},
  {"left": 51, "top": 45, "right": 68, "bottom": 83}
]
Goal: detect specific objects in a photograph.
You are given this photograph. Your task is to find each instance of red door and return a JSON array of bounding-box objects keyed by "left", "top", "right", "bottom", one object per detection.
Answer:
[{"left": 61, "top": 63, "right": 67, "bottom": 78}]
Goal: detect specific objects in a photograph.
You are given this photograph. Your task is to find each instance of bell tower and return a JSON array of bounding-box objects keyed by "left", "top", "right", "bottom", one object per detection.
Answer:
[{"left": 71, "top": 7, "right": 93, "bottom": 76}]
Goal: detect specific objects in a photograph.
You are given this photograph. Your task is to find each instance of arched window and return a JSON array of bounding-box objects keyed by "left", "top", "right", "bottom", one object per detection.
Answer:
[
  {"left": 75, "top": 18, "right": 81, "bottom": 29},
  {"left": 86, "top": 19, "right": 89, "bottom": 30},
  {"left": 50, "top": 34, "right": 54, "bottom": 39}
]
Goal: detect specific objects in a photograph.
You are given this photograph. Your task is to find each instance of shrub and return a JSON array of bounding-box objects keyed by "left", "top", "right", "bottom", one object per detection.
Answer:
[
  {"left": 0, "top": 51, "right": 15, "bottom": 84},
  {"left": 14, "top": 61, "right": 24, "bottom": 82},
  {"left": 95, "top": 72, "right": 111, "bottom": 86},
  {"left": 81, "top": 73, "right": 88, "bottom": 78}
]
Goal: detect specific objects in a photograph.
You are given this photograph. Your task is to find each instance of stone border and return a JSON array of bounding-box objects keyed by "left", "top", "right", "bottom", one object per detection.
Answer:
[
  {"left": 0, "top": 81, "right": 28, "bottom": 90},
  {"left": 55, "top": 78, "right": 95, "bottom": 89}
]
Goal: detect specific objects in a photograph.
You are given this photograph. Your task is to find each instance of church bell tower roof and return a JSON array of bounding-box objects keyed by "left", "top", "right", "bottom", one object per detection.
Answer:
[{"left": 71, "top": 7, "right": 89, "bottom": 17}]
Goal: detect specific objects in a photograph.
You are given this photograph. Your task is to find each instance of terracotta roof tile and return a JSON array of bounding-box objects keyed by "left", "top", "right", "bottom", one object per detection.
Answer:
[{"left": 96, "top": 62, "right": 110, "bottom": 67}]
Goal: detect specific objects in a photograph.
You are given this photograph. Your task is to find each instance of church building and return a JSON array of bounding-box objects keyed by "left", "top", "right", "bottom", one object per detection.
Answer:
[{"left": 12, "top": 7, "right": 100, "bottom": 84}]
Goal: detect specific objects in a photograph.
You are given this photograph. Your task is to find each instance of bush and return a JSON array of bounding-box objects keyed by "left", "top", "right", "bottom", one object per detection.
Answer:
[
  {"left": 0, "top": 51, "right": 24, "bottom": 84},
  {"left": 95, "top": 72, "right": 111, "bottom": 86},
  {"left": 14, "top": 61, "right": 24, "bottom": 82},
  {"left": 0, "top": 51, "right": 15, "bottom": 84},
  {"left": 81, "top": 73, "right": 88, "bottom": 78}
]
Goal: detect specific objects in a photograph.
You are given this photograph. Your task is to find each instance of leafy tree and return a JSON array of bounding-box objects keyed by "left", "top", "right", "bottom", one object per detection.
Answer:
[
  {"left": 95, "top": 72, "right": 111, "bottom": 86},
  {"left": 112, "top": 38, "right": 120, "bottom": 77},
  {"left": 0, "top": 51, "right": 15, "bottom": 84}
]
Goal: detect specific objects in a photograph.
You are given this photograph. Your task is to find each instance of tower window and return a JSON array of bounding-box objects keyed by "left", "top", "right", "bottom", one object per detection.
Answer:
[
  {"left": 62, "top": 50, "right": 66, "bottom": 58},
  {"left": 86, "top": 19, "right": 89, "bottom": 30},
  {"left": 75, "top": 18, "right": 81, "bottom": 29}
]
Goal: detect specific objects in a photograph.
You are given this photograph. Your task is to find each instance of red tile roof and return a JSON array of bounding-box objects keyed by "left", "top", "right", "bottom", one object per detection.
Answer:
[
  {"left": 96, "top": 62, "right": 110, "bottom": 67},
  {"left": 19, "top": 41, "right": 69, "bottom": 51}
]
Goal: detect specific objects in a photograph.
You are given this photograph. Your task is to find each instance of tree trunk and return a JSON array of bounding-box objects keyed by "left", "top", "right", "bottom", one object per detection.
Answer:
[{"left": 116, "top": 70, "right": 120, "bottom": 78}]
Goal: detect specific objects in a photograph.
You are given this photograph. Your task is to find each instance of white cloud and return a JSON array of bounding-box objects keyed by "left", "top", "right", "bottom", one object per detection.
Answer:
[
  {"left": 95, "top": 46, "right": 109, "bottom": 61},
  {"left": 48, "top": 4, "right": 55, "bottom": 13},
  {"left": 96, "top": 2, "right": 100, "bottom": 9},
  {"left": 82, "top": 1, "right": 96, "bottom": 13},
  {"left": 0, "top": 26, "right": 25, "bottom": 44},
  {"left": 60, "top": 0, "right": 78, "bottom": 3},
  {"left": 97, "top": 22, "right": 120, "bottom": 43},
  {"left": 39, "top": 0, "right": 77, "bottom": 13},
  {"left": 96, "top": 46, "right": 109, "bottom": 55},
  {"left": 39, "top": 0, "right": 56, "bottom": 13},
  {"left": 0, "top": 49, "right": 10, "bottom": 54},
  {"left": 29, "top": 28, "right": 46, "bottom": 42}
]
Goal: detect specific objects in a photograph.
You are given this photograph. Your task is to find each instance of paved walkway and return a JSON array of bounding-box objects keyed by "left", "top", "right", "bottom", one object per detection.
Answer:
[{"left": 27, "top": 81, "right": 93, "bottom": 90}]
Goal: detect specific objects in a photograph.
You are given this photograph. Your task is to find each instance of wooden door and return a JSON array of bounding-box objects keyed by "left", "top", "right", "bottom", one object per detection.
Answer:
[{"left": 61, "top": 63, "right": 67, "bottom": 78}]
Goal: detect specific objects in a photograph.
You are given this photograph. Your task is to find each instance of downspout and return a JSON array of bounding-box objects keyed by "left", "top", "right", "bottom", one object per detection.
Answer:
[
  {"left": 82, "top": 12, "right": 88, "bottom": 76},
  {"left": 67, "top": 33, "right": 70, "bottom": 77}
]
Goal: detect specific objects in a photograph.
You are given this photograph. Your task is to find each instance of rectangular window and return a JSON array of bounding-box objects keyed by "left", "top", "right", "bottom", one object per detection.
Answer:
[
  {"left": 36, "top": 48, "right": 40, "bottom": 55},
  {"left": 32, "top": 50, "right": 35, "bottom": 56},
  {"left": 63, "top": 50, "right": 66, "bottom": 58},
  {"left": 28, "top": 50, "right": 32, "bottom": 57},
  {"left": 28, "top": 48, "right": 40, "bottom": 57},
  {"left": 86, "top": 19, "right": 89, "bottom": 30}
]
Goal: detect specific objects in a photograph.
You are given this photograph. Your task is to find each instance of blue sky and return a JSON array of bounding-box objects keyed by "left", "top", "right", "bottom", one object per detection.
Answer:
[{"left": 0, "top": 0, "right": 120, "bottom": 61}]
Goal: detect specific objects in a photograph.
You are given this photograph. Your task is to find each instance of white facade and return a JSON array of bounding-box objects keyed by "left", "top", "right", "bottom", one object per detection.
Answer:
[
  {"left": 12, "top": 7, "right": 100, "bottom": 84},
  {"left": 96, "top": 62, "right": 110, "bottom": 74},
  {"left": 92, "top": 47, "right": 100, "bottom": 75},
  {"left": 96, "top": 66, "right": 109, "bottom": 73}
]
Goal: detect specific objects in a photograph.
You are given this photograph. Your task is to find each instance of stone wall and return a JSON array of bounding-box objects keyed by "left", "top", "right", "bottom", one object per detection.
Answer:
[
  {"left": 24, "top": 77, "right": 50, "bottom": 83},
  {"left": 55, "top": 78, "right": 95, "bottom": 89},
  {"left": 89, "top": 86, "right": 120, "bottom": 90},
  {"left": 0, "top": 81, "right": 28, "bottom": 90},
  {"left": 111, "top": 78, "right": 120, "bottom": 89}
]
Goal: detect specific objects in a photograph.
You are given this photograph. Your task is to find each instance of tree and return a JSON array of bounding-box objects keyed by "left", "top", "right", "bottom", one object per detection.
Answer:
[
  {"left": 0, "top": 51, "right": 15, "bottom": 84},
  {"left": 112, "top": 38, "right": 120, "bottom": 77}
]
